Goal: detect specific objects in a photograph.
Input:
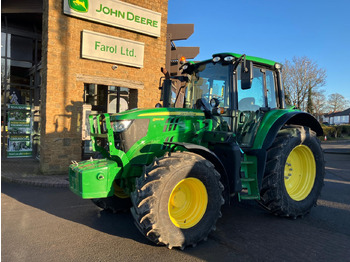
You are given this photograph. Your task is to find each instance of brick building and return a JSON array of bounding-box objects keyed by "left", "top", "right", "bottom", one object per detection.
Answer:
[{"left": 2, "top": 0, "right": 168, "bottom": 174}]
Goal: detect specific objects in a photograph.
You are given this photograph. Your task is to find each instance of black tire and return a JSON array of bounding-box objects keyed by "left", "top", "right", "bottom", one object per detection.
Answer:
[
  {"left": 259, "top": 125, "right": 325, "bottom": 218},
  {"left": 130, "top": 152, "right": 224, "bottom": 249},
  {"left": 91, "top": 181, "right": 132, "bottom": 213}
]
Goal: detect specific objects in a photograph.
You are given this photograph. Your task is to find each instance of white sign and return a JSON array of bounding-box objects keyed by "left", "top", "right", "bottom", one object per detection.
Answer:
[
  {"left": 63, "top": 0, "right": 161, "bottom": 37},
  {"left": 82, "top": 30, "right": 145, "bottom": 68}
]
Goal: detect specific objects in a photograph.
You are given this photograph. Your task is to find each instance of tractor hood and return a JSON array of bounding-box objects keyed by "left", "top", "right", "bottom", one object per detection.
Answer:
[{"left": 109, "top": 107, "right": 205, "bottom": 121}]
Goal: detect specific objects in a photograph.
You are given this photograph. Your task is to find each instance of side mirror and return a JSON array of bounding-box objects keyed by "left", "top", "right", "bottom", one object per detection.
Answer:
[{"left": 241, "top": 61, "right": 253, "bottom": 90}]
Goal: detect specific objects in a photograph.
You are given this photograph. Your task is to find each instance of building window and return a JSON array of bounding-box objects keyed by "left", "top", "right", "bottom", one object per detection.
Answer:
[
  {"left": 84, "top": 84, "right": 138, "bottom": 113},
  {"left": 82, "top": 83, "right": 138, "bottom": 158}
]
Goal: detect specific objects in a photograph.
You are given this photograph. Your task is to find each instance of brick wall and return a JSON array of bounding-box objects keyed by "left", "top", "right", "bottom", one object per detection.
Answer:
[{"left": 40, "top": 0, "right": 168, "bottom": 174}]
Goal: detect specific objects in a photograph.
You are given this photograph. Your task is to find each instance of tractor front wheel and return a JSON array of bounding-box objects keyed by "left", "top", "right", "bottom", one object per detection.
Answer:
[
  {"left": 130, "top": 152, "right": 224, "bottom": 249},
  {"left": 260, "top": 126, "right": 324, "bottom": 218}
]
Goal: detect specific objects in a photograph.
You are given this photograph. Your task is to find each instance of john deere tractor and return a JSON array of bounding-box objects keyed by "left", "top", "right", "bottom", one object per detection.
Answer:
[{"left": 69, "top": 53, "right": 325, "bottom": 249}]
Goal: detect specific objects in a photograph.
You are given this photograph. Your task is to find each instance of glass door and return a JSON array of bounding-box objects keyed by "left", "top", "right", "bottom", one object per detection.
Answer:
[{"left": 1, "top": 18, "right": 42, "bottom": 158}]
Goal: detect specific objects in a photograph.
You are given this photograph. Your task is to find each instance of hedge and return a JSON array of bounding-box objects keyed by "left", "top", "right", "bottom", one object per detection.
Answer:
[{"left": 322, "top": 124, "right": 350, "bottom": 138}]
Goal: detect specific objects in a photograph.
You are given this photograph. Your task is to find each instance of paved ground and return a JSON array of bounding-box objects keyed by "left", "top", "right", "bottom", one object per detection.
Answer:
[
  {"left": 321, "top": 139, "right": 350, "bottom": 155},
  {"left": 1, "top": 140, "right": 349, "bottom": 261},
  {"left": 2, "top": 168, "right": 350, "bottom": 262}
]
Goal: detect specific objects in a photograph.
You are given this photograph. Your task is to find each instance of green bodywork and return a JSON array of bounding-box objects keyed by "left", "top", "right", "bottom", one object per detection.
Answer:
[
  {"left": 69, "top": 52, "right": 322, "bottom": 201},
  {"left": 70, "top": 108, "right": 209, "bottom": 198},
  {"left": 69, "top": 107, "right": 297, "bottom": 199},
  {"left": 70, "top": 159, "right": 119, "bottom": 198}
]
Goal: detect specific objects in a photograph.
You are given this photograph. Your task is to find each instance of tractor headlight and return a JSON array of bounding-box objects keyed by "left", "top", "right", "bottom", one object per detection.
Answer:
[
  {"left": 111, "top": 120, "right": 133, "bottom": 132},
  {"left": 224, "top": 56, "right": 234, "bottom": 62},
  {"left": 212, "top": 56, "right": 221, "bottom": 63},
  {"left": 275, "top": 63, "right": 282, "bottom": 70}
]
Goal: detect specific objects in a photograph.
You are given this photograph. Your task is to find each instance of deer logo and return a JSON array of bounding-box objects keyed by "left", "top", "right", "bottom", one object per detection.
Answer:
[{"left": 68, "top": 0, "right": 89, "bottom": 13}]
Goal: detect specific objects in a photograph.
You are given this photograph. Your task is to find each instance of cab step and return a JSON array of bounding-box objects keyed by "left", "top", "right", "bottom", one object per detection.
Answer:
[
  {"left": 238, "top": 155, "right": 260, "bottom": 202},
  {"left": 239, "top": 195, "right": 260, "bottom": 200}
]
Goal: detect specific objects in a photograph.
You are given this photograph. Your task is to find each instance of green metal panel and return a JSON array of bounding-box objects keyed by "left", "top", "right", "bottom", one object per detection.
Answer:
[
  {"left": 69, "top": 159, "right": 121, "bottom": 199},
  {"left": 121, "top": 108, "right": 207, "bottom": 178},
  {"left": 252, "top": 109, "right": 295, "bottom": 149}
]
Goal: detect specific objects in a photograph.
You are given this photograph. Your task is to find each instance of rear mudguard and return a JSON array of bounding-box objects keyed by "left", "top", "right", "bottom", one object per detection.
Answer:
[{"left": 261, "top": 111, "right": 323, "bottom": 150}]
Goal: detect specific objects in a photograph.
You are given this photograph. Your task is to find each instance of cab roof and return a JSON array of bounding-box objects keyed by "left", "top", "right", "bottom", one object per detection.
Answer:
[
  {"left": 213, "top": 52, "right": 277, "bottom": 66},
  {"left": 188, "top": 52, "right": 277, "bottom": 67}
]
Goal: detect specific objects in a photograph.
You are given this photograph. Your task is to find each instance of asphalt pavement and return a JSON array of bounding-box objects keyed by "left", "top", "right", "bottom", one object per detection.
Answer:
[{"left": 1, "top": 140, "right": 349, "bottom": 261}]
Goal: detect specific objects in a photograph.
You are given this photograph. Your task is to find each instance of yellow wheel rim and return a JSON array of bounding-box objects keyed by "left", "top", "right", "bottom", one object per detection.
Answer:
[
  {"left": 284, "top": 145, "right": 316, "bottom": 201},
  {"left": 168, "top": 178, "right": 208, "bottom": 229}
]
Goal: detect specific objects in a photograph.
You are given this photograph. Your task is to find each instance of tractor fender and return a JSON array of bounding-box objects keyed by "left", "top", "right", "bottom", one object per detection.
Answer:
[
  {"left": 262, "top": 111, "right": 323, "bottom": 150},
  {"left": 164, "top": 142, "right": 231, "bottom": 204}
]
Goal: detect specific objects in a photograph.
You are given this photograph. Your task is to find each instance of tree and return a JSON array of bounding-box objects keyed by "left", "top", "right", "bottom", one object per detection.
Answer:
[
  {"left": 327, "top": 93, "right": 349, "bottom": 112},
  {"left": 312, "top": 90, "right": 327, "bottom": 121},
  {"left": 306, "top": 88, "right": 313, "bottom": 114},
  {"left": 282, "top": 56, "right": 326, "bottom": 111}
]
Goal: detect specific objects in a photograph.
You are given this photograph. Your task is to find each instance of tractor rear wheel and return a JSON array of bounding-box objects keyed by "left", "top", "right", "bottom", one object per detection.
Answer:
[
  {"left": 259, "top": 126, "right": 324, "bottom": 218},
  {"left": 130, "top": 152, "right": 224, "bottom": 249},
  {"left": 91, "top": 180, "right": 132, "bottom": 213}
]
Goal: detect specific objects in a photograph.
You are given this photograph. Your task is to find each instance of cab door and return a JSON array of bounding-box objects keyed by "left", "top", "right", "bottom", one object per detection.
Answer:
[{"left": 235, "top": 64, "right": 278, "bottom": 148}]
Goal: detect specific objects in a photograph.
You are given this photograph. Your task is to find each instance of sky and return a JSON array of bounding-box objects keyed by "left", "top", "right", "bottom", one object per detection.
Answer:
[{"left": 167, "top": 0, "right": 350, "bottom": 102}]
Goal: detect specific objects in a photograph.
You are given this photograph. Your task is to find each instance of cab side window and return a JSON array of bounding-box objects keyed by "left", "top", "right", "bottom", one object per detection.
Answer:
[
  {"left": 266, "top": 70, "right": 277, "bottom": 109},
  {"left": 237, "top": 65, "right": 278, "bottom": 110},
  {"left": 237, "top": 66, "right": 265, "bottom": 111}
]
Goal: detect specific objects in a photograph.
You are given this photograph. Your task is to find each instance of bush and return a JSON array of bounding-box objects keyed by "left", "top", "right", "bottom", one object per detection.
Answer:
[
  {"left": 322, "top": 124, "right": 350, "bottom": 138},
  {"left": 322, "top": 125, "right": 337, "bottom": 138},
  {"left": 340, "top": 125, "right": 350, "bottom": 136}
]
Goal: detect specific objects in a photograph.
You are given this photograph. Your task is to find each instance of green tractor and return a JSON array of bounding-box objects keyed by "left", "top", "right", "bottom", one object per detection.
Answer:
[{"left": 69, "top": 53, "right": 325, "bottom": 249}]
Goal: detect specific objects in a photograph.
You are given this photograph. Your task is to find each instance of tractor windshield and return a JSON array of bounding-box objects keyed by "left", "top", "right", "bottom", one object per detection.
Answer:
[{"left": 184, "top": 62, "right": 231, "bottom": 109}]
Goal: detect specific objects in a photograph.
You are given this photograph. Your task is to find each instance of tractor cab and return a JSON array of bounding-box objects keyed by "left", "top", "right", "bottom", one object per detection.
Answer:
[{"left": 161, "top": 53, "right": 284, "bottom": 148}]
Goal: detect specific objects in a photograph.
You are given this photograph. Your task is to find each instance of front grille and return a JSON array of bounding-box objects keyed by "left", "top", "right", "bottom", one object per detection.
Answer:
[{"left": 163, "top": 117, "right": 180, "bottom": 132}]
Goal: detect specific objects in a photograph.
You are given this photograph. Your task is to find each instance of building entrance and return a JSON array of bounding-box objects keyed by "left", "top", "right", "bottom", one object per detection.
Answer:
[{"left": 1, "top": 14, "right": 42, "bottom": 159}]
